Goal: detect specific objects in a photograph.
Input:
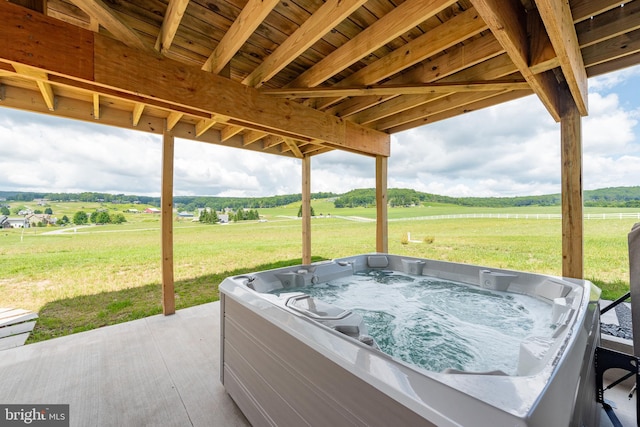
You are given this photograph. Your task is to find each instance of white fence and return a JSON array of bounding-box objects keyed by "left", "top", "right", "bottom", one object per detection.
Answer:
[{"left": 388, "top": 212, "right": 640, "bottom": 222}]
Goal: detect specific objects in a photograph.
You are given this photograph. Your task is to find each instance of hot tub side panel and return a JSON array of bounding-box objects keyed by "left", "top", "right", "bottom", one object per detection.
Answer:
[{"left": 220, "top": 295, "right": 436, "bottom": 427}]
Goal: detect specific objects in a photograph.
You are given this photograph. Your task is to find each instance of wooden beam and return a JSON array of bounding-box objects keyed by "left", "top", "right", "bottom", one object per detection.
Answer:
[
  {"left": 263, "top": 135, "right": 283, "bottom": 149},
  {"left": 166, "top": 111, "right": 182, "bottom": 130},
  {"left": 132, "top": 102, "right": 144, "bottom": 126},
  {"left": 12, "top": 64, "right": 55, "bottom": 110},
  {"left": 243, "top": 130, "right": 267, "bottom": 146},
  {"left": 92, "top": 93, "right": 99, "bottom": 119},
  {"left": 288, "top": 0, "right": 458, "bottom": 88},
  {"left": 325, "top": 34, "right": 505, "bottom": 116},
  {"left": 263, "top": 81, "right": 530, "bottom": 98},
  {"left": 0, "top": 84, "right": 301, "bottom": 158},
  {"left": 535, "top": 0, "right": 588, "bottom": 116},
  {"left": 371, "top": 91, "right": 503, "bottom": 131},
  {"left": 203, "top": 0, "right": 279, "bottom": 74},
  {"left": 195, "top": 118, "right": 217, "bottom": 137},
  {"left": 387, "top": 90, "right": 531, "bottom": 133},
  {"left": 336, "top": 7, "right": 487, "bottom": 89},
  {"left": 283, "top": 137, "right": 304, "bottom": 158},
  {"left": 154, "top": 0, "right": 190, "bottom": 54},
  {"left": 302, "top": 155, "right": 311, "bottom": 265},
  {"left": 560, "top": 89, "right": 583, "bottom": 279},
  {"left": 0, "top": 2, "right": 390, "bottom": 157},
  {"left": 242, "top": 0, "right": 368, "bottom": 87},
  {"left": 470, "top": 0, "right": 561, "bottom": 121},
  {"left": 161, "top": 129, "right": 176, "bottom": 315},
  {"left": 376, "top": 155, "right": 388, "bottom": 254},
  {"left": 68, "top": 0, "right": 148, "bottom": 51},
  {"left": 220, "top": 125, "right": 243, "bottom": 142}
]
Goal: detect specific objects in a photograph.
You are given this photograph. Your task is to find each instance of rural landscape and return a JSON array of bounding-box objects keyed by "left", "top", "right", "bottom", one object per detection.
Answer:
[{"left": 2, "top": 187, "right": 639, "bottom": 343}]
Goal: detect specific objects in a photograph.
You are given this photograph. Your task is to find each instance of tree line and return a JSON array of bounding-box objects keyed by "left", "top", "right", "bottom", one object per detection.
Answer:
[
  {"left": 333, "top": 187, "right": 640, "bottom": 208},
  {"left": 4, "top": 187, "right": 640, "bottom": 210}
]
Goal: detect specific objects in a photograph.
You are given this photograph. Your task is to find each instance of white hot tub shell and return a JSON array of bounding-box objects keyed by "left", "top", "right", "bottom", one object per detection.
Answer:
[{"left": 219, "top": 254, "right": 601, "bottom": 427}]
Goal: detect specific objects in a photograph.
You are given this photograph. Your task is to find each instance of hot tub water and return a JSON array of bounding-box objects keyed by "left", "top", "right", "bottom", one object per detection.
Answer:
[{"left": 271, "top": 269, "right": 555, "bottom": 375}]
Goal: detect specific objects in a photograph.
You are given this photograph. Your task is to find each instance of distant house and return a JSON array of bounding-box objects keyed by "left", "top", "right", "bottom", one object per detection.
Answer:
[
  {"left": 218, "top": 214, "right": 229, "bottom": 224},
  {"left": 2, "top": 216, "right": 29, "bottom": 228},
  {"left": 144, "top": 208, "right": 161, "bottom": 214},
  {"left": 127, "top": 209, "right": 139, "bottom": 213},
  {"left": 177, "top": 211, "right": 194, "bottom": 218},
  {"left": 26, "top": 214, "right": 56, "bottom": 227}
]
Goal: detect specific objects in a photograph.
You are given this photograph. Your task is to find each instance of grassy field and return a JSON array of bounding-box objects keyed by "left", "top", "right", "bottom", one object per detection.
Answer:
[{"left": 1, "top": 200, "right": 637, "bottom": 342}]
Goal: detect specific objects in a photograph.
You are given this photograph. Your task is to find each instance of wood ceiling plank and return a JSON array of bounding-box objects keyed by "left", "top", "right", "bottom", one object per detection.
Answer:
[
  {"left": 69, "top": 0, "right": 148, "bottom": 51},
  {"left": 288, "top": 0, "right": 459, "bottom": 88},
  {"left": 587, "top": 50, "right": 640, "bottom": 77},
  {"left": 535, "top": 0, "right": 588, "bottom": 115},
  {"left": 155, "top": 0, "right": 190, "bottom": 53},
  {"left": 341, "top": 7, "right": 487, "bottom": 87},
  {"left": 470, "top": 0, "right": 561, "bottom": 121},
  {"left": 202, "top": 0, "right": 279, "bottom": 74},
  {"left": 581, "top": 27, "right": 640, "bottom": 67},
  {"left": 570, "top": 0, "right": 627, "bottom": 24},
  {"left": 577, "top": 0, "right": 640, "bottom": 48},
  {"left": 242, "top": 0, "right": 368, "bottom": 87}
]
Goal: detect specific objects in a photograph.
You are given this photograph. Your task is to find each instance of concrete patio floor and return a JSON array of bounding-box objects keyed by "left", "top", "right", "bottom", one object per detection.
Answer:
[
  {"left": 0, "top": 302, "right": 249, "bottom": 427},
  {"left": 1, "top": 300, "right": 637, "bottom": 426}
]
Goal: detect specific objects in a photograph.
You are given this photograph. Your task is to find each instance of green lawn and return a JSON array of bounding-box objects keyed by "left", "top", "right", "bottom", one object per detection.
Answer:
[{"left": 2, "top": 201, "right": 637, "bottom": 342}]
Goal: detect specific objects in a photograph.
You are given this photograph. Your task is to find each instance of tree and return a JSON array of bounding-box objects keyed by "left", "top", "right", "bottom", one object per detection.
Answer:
[
  {"left": 73, "top": 211, "right": 88, "bottom": 225},
  {"left": 110, "top": 213, "right": 126, "bottom": 224},
  {"left": 0, "top": 207, "right": 9, "bottom": 215},
  {"left": 44, "top": 207, "right": 53, "bottom": 214},
  {"left": 199, "top": 209, "right": 219, "bottom": 224},
  {"left": 96, "top": 211, "right": 111, "bottom": 224},
  {"left": 33, "top": 209, "right": 43, "bottom": 214},
  {"left": 60, "top": 215, "right": 70, "bottom": 225}
]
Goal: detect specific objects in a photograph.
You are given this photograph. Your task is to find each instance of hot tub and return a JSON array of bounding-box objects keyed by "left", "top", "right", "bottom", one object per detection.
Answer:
[{"left": 219, "top": 254, "right": 601, "bottom": 426}]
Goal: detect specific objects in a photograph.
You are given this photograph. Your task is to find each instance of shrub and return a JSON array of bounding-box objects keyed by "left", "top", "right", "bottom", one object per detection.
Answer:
[
  {"left": 400, "top": 233, "right": 409, "bottom": 245},
  {"left": 423, "top": 236, "right": 435, "bottom": 244}
]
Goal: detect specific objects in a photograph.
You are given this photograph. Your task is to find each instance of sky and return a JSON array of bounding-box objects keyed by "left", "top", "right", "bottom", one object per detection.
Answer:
[{"left": 1, "top": 65, "right": 639, "bottom": 198}]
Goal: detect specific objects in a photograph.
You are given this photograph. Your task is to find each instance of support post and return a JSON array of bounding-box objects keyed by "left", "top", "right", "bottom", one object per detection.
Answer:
[
  {"left": 302, "top": 155, "right": 311, "bottom": 264},
  {"left": 561, "top": 90, "right": 583, "bottom": 278},
  {"left": 161, "top": 129, "right": 176, "bottom": 315},
  {"left": 376, "top": 155, "right": 388, "bottom": 253}
]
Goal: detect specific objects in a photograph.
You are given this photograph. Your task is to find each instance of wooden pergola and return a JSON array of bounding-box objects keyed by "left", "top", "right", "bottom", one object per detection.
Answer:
[{"left": 1, "top": 0, "right": 639, "bottom": 314}]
